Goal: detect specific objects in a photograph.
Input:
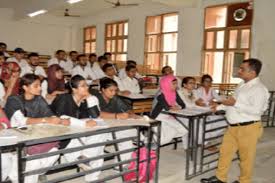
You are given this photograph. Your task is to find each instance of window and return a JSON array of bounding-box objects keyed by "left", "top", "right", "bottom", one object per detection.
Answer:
[
  {"left": 144, "top": 13, "right": 178, "bottom": 74},
  {"left": 105, "top": 21, "right": 128, "bottom": 62},
  {"left": 202, "top": 3, "right": 252, "bottom": 83},
  {"left": 83, "top": 26, "right": 96, "bottom": 54}
]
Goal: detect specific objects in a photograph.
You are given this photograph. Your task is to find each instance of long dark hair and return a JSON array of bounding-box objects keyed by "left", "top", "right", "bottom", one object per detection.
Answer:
[{"left": 47, "top": 64, "right": 65, "bottom": 94}]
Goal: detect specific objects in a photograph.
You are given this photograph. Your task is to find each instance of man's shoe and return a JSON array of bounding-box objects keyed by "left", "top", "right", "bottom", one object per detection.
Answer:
[
  {"left": 201, "top": 176, "right": 226, "bottom": 183},
  {"left": 232, "top": 181, "right": 239, "bottom": 183}
]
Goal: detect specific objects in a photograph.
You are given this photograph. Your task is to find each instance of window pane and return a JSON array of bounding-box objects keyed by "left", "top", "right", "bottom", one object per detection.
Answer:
[
  {"left": 111, "top": 40, "right": 116, "bottom": 52},
  {"left": 91, "top": 28, "right": 96, "bottom": 40},
  {"left": 229, "top": 30, "right": 238, "bottom": 49},
  {"left": 106, "top": 40, "right": 111, "bottom": 52},
  {"left": 241, "top": 29, "right": 250, "bottom": 48},
  {"left": 205, "top": 6, "right": 227, "bottom": 29},
  {"left": 162, "top": 14, "right": 178, "bottom": 33},
  {"left": 206, "top": 31, "right": 215, "bottom": 49},
  {"left": 146, "top": 35, "right": 159, "bottom": 52},
  {"left": 162, "top": 53, "right": 177, "bottom": 72},
  {"left": 118, "top": 23, "right": 123, "bottom": 36},
  {"left": 216, "top": 31, "right": 224, "bottom": 49},
  {"left": 116, "top": 54, "right": 127, "bottom": 61},
  {"left": 123, "top": 39, "right": 127, "bottom": 52},
  {"left": 146, "top": 16, "right": 161, "bottom": 34},
  {"left": 112, "top": 24, "right": 117, "bottom": 37},
  {"left": 117, "top": 39, "right": 123, "bottom": 52},
  {"left": 203, "top": 52, "right": 224, "bottom": 83},
  {"left": 85, "top": 29, "right": 91, "bottom": 40},
  {"left": 124, "top": 22, "right": 128, "bottom": 35},
  {"left": 85, "top": 42, "right": 91, "bottom": 53},
  {"left": 146, "top": 53, "right": 160, "bottom": 70},
  {"left": 106, "top": 25, "right": 112, "bottom": 37},
  {"left": 91, "top": 42, "right": 96, "bottom": 53},
  {"left": 111, "top": 55, "right": 115, "bottom": 61},
  {"left": 163, "top": 33, "right": 178, "bottom": 52}
]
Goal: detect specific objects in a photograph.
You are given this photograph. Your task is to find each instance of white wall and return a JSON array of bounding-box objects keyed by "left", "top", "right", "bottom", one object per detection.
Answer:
[
  {"left": 0, "top": 8, "right": 79, "bottom": 56},
  {"left": 77, "top": 0, "right": 275, "bottom": 90}
]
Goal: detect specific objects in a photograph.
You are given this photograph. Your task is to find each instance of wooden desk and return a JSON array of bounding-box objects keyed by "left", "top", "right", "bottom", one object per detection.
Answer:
[{"left": 119, "top": 94, "right": 154, "bottom": 114}]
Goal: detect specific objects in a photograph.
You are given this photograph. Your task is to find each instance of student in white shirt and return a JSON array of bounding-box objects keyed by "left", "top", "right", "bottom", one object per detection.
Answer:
[
  {"left": 195, "top": 74, "right": 222, "bottom": 107},
  {"left": 72, "top": 54, "right": 96, "bottom": 81},
  {"left": 24, "top": 52, "right": 47, "bottom": 79},
  {"left": 121, "top": 65, "right": 141, "bottom": 94},
  {"left": 7, "top": 47, "right": 29, "bottom": 71},
  {"left": 102, "top": 63, "right": 130, "bottom": 96},
  {"left": 48, "top": 50, "right": 73, "bottom": 74},
  {"left": 91, "top": 56, "right": 108, "bottom": 80},
  {"left": 68, "top": 51, "right": 78, "bottom": 67},
  {"left": 87, "top": 53, "right": 97, "bottom": 68},
  {"left": 119, "top": 60, "right": 142, "bottom": 79},
  {"left": 0, "top": 42, "right": 10, "bottom": 58},
  {"left": 201, "top": 59, "right": 269, "bottom": 183}
]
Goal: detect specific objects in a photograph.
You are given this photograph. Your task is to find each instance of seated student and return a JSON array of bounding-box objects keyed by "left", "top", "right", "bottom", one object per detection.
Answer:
[
  {"left": 150, "top": 75, "right": 188, "bottom": 145},
  {"left": 71, "top": 54, "right": 96, "bottom": 81},
  {"left": 195, "top": 74, "right": 222, "bottom": 107},
  {"left": 0, "top": 42, "right": 10, "bottom": 58},
  {"left": 1, "top": 62, "right": 20, "bottom": 101},
  {"left": 67, "top": 51, "right": 78, "bottom": 67},
  {"left": 48, "top": 50, "right": 72, "bottom": 74},
  {"left": 7, "top": 48, "right": 29, "bottom": 75},
  {"left": 0, "top": 51, "right": 6, "bottom": 76},
  {"left": 179, "top": 77, "right": 197, "bottom": 107},
  {"left": 118, "top": 60, "right": 142, "bottom": 79},
  {"left": 0, "top": 107, "right": 14, "bottom": 182},
  {"left": 161, "top": 65, "right": 182, "bottom": 89},
  {"left": 4, "top": 74, "right": 69, "bottom": 183},
  {"left": 24, "top": 52, "right": 47, "bottom": 79},
  {"left": 46, "top": 64, "right": 67, "bottom": 102},
  {"left": 104, "top": 52, "right": 112, "bottom": 63},
  {"left": 87, "top": 53, "right": 97, "bottom": 67},
  {"left": 179, "top": 77, "right": 226, "bottom": 149},
  {"left": 91, "top": 56, "right": 108, "bottom": 80},
  {"left": 102, "top": 63, "right": 130, "bottom": 96},
  {"left": 92, "top": 77, "right": 138, "bottom": 162},
  {"left": 121, "top": 65, "right": 141, "bottom": 94},
  {"left": 51, "top": 75, "right": 106, "bottom": 182}
]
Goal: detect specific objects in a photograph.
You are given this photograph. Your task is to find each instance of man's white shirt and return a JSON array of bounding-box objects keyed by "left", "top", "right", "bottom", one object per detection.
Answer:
[
  {"left": 121, "top": 76, "right": 141, "bottom": 94},
  {"left": 91, "top": 62, "right": 106, "bottom": 80},
  {"left": 217, "top": 77, "right": 269, "bottom": 124},
  {"left": 48, "top": 58, "right": 73, "bottom": 73},
  {"left": 71, "top": 65, "right": 97, "bottom": 80}
]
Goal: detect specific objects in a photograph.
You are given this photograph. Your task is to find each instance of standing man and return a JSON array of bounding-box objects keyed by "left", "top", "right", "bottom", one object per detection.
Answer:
[{"left": 201, "top": 58, "right": 269, "bottom": 183}]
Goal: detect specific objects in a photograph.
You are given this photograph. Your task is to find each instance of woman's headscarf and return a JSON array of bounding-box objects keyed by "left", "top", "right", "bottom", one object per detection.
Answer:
[
  {"left": 160, "top": 75, "right": 177, "bottom": 106},
  {"left": 47, "top": 64, "right": 65, "bottom": 94},
  {"left": 1, "top": 62, "right": 20, "bottom": 95}
]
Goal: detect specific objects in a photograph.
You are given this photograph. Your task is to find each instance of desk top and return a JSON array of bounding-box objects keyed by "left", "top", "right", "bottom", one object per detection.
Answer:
[
  {"left": 0, "top": 118, "right": 157, "bottom": 147},
  {"left": 162, "top": 107, "right": 212, "bottom": 118},
  {"left": 119, "top": 93, "right": 154, "bottom": 101}
]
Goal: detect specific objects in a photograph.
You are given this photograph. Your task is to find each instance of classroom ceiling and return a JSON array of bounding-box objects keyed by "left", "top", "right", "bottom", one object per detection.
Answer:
[{"left": 0, "top": 0, "right": 198, "bottom": 20}]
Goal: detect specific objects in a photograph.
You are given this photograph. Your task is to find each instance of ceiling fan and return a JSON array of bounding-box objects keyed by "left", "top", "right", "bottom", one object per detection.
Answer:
[
  {"left": 64, "top": 8, "right": 80, "bottom": 17},
  {"left": 104, "top": 0, "right": 139, "bottom": 8}
]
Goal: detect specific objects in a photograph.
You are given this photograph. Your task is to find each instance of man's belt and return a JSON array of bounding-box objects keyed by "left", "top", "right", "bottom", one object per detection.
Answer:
[{"left": 229, "top": 121, "right": 260, "bottom": 127}]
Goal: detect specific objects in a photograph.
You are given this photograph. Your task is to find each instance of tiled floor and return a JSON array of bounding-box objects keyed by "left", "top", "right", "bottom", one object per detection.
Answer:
[{"left": 46, "top": 128, "right": 275, "bottom": 183}]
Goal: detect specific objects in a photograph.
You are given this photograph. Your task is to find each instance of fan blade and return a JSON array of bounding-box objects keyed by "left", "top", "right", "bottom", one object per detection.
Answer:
[
  {"left": 68, "top": 15, "right": 81, "bottom": 17},
  {"left": 119, "top": 3, "right": 139, "bottom": 6},
  {"left": 104, "top": 0, "right": 117, "bottom": 5}
]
